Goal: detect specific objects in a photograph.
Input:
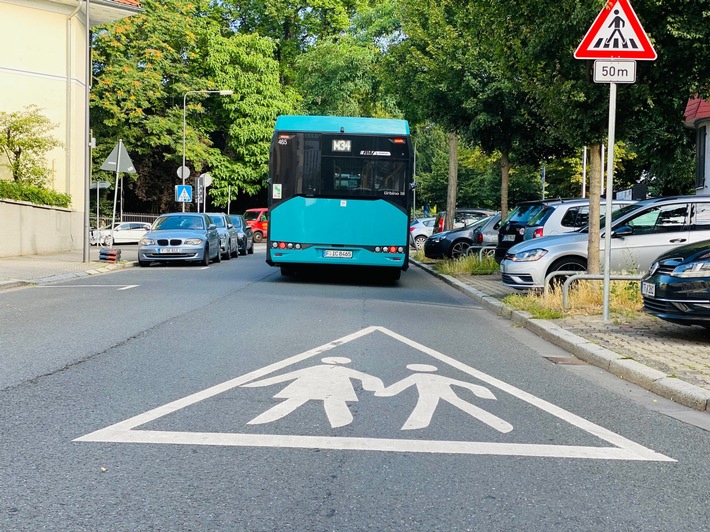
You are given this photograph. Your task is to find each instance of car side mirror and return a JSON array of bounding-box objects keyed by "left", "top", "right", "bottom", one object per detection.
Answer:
[
  {"left": 208, "top": 224, "right": 217, "bottom": 230},
  {"left": 612, "top": 225, "right": 633, "bottom": 237}
]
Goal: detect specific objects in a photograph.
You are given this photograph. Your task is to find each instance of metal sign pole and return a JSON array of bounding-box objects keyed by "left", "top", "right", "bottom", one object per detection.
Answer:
[{"left": 602, "top": 83, "right": 617, "bottom": 321}]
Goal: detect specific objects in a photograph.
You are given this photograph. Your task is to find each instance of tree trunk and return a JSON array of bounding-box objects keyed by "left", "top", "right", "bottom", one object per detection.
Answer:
[
  {"left": 587, "top": 144, "right": 602, "bottom": 275},
  {"left": 445, "top": 132, "right": 458, "bottom": 231},
  {"left": 500, "top": 151, "right": 510, "bottom": 221}
]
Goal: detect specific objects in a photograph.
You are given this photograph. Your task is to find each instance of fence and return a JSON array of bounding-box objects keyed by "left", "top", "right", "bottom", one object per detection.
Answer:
[{"left": 93, "top": 212, "right": 158, "bottom": 229}]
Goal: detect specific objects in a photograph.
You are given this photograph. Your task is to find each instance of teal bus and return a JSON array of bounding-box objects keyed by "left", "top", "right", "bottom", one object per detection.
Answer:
[{"left": 266, "top": 115, "right": 414, "bottom": 280}]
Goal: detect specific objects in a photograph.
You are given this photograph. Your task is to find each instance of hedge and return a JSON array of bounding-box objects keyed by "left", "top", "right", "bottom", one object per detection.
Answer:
[{"left": 0, "top": 180, "right": 71, "bottom": 208}]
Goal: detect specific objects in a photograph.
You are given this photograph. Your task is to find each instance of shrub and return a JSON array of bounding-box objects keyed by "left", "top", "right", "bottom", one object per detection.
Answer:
[{"left": 0, "top": 180, "right": 71, "bottom": 208}]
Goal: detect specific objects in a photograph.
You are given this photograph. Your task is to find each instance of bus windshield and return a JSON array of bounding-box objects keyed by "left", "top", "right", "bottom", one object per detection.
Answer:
[{"left": 270, "top": 132, "right": 410, "bottom": 207}]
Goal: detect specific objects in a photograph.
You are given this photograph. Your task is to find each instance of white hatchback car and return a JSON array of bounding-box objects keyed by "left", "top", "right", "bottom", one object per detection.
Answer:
[
  {"left": 94, "top": 222, "right": 152, "bottom": 245},
  {"left": 500, "top": 195, "right": 710, "bottom": 290}
]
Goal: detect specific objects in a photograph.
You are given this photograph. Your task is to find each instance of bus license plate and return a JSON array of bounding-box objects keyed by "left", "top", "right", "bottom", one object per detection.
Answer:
[
  {"left": 160, "top": 248, "right": 181, "bottom": 254},
  {"left": 324, "top": 250, "right": 353, "bottom": 259},
  {"left": 641, "top": 281, "right": 655, "bottom": 297}
]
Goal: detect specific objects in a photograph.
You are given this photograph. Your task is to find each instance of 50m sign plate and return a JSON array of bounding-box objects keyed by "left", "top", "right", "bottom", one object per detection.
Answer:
[{"left": 594, "top": 60, "right": 636, "bottom": 84}]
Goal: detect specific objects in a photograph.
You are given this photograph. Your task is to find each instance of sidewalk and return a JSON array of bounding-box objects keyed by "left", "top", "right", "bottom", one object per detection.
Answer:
[
  {"left": 412, "top": 262, "right": 710, "bottom": 413},
  {"left": 1, "top": 249, "right": 708, "bottom": 413},
  {"left": 0, "top": 247, "right": 137, "bottom": 290}
]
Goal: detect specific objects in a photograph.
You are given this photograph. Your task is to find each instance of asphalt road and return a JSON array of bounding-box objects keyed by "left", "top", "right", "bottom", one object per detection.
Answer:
[{"left": 1, "top": 249, "right": 709, "bottom": 531}]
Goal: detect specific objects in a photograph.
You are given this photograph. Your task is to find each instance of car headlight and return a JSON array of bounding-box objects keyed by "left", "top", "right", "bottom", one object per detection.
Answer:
[
  {"left": 672, "top": 260, "right": 710, "bottom": 278},
  {"left": 139, "top": 237, "right": 155, "bottom": 245},
  {"left": 509, "top": 248, "right": 548, "bottom": 262},
  {"left": 184, "top": 238, "right": 204, "bottom": 246}
]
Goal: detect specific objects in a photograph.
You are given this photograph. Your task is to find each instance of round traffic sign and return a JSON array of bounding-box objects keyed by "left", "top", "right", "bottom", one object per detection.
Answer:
[{"left": 177, "top": 166, "right": 190, "bottom": 179}]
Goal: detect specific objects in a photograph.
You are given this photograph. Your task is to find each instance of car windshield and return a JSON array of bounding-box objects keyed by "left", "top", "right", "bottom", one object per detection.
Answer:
[
  {"left": 527, "top": 206, "right": 556, "bottom": 226},
  {"left": 244, "top": 211, "right": 262, "bottom": 221},
  {"left": 579, "top": 203, "right": 642, "bottom": 233},
  {"left": 504, "top": 204, "right": 544, "bottom": 224},
  {"left": 462, "top": 216, "right": 492, "bottom": 230},
  {"left": 229, "top": 217, "right": 243, "bottom": 228},
  {"left": 154, "top": 215, "right": 204, "bottom": 230},
  {"left": 210, "top": 216, "right": 226, "bottom": 228}
]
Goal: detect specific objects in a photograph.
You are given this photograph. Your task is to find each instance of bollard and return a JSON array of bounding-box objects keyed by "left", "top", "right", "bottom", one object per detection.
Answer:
[{"left": 99, "top": 248, "right": 122, "bottom": 264}]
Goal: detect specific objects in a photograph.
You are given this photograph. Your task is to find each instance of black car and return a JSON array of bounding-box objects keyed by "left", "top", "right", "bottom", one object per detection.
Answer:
[
  {"left": 424, "top": 216, "right": 493, "bottom": 259},
  {"left": 228, "top": 214, "right": 255, "bottom": 255},
  {"left": 641, "top": 240, "right": 710, "bottom": 328},
  {"left": 494, "top": 200, "right": 552, "bottom": 264}
]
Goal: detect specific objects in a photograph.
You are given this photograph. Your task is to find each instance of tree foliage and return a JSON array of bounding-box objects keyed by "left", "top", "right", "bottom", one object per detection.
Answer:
[
  {"left": 0, "top": 105, "right": 62, "bottom": 186},
  {"left": 91, "top": 0, "right": 297, "bottom": 212}
]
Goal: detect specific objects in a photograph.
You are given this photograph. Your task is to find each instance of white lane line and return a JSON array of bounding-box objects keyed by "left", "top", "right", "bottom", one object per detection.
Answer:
[
  {"left": 74, "top": 325, "right": 674, "bottom": 461},
  {"left": 34, "top": 285, "right": 139, "bottom": 290}
]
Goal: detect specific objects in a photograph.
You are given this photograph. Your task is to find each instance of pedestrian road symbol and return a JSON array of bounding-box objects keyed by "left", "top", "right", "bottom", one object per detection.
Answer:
[
  {"left": 175, "top": 185, "right": 192, "bottom": 203},
  {"left": 574, "top": 0, "right": 656, "bottom": 61},
  {"left": 75, "top": 326, "right": 673, "bottom": 461}
]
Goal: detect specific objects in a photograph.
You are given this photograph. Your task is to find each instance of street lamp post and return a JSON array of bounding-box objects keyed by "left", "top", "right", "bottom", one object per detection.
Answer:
[{"left": 181, "top": 89, "right": 233, "bottom": 211}]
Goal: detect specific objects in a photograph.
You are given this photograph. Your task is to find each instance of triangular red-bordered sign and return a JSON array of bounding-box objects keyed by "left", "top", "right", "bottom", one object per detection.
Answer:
[{"left": 575, "top": 0, "right": 657, "bottom": 60}]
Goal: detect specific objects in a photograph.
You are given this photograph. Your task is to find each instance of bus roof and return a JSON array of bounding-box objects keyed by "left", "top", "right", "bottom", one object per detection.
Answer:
[{"left": 274, "top": 115, "right": 410, "bottom": 136}]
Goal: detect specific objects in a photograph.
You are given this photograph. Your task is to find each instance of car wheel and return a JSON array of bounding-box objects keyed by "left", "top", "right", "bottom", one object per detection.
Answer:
[
  {"left": 248, "top": 243, "right": 254, "bottom": 255},
  {"left": 450, "top": 240, "right": 471, "bottom": 259},
  {"left": 201, "top": 246, "right": 210, "bottom": 266},
  {"left": 414, "top": 235, "right": 427, "bottom": 250},
  {"left": 239, "top": 245, "right": 246, "bottom": 256},
  {"left": 547, "top": 256, "right": 587, "bottom": 287},
  {"left": 253, "top": 232, "right": 263, "bottom": 243},
  {"left": 214, "top": 246, "right": 222, "bottom": 263},
  {"left": 223, "top": 241, "right": 231, "bottom": 260}
]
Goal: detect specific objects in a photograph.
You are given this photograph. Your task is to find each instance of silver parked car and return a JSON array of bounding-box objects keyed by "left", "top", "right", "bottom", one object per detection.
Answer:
[
  {"left": 206, "top": 212, "right": 239, "bottom": 260},
  {"left": 409, "top": 217, "right": 435, "bottom": 249},
  {"left": 138, "top": 213, "right": 221, "bottom": 267},
  {"left": 522, "top": 198, "right": 635, "bottom": 241},
  {"left": 500, "top": 195, "right": 710, "bottom": 290}
]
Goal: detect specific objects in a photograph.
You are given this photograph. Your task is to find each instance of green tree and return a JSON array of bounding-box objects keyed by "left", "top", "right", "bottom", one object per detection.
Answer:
[
  {"left": 0, "top": 105, "right": 62, "bottom": 186},
  {"left": 91, "top": 0, "right": 298, "bottom": 212}
]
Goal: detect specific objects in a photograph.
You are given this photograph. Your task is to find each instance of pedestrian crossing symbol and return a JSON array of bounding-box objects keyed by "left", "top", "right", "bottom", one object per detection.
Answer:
[
  {"left": 574, "top": 0, "right": 656, "bottom": 61},
  {"left": 175, "top": 185, "right": 193, "bottom": 203},
  {"left": 74, "top": 326, "right": 673, "bottom": 462}
]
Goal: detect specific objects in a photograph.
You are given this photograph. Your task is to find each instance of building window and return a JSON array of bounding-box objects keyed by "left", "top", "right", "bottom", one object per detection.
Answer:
[{"left": 696, "top": 125, "right": 706, "bottom": 190}]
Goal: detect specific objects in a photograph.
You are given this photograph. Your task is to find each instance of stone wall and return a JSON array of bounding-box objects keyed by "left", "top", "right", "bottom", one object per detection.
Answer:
[{"left": 0, "top": 199, "right": 83, "bottom": 257}]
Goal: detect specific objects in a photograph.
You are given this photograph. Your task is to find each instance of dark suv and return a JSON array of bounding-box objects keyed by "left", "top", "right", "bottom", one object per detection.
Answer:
[
  {"left": 494, "top": 200, "right": 550, "bottom": 263},
  {"left": 433, "top": 208, "right": 495, "bottom": 235}
]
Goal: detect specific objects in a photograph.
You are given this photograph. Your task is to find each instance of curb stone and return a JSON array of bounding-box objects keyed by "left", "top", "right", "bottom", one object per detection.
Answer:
[{"left": 413, "top": 260, "right": 710, "bottom": 413}]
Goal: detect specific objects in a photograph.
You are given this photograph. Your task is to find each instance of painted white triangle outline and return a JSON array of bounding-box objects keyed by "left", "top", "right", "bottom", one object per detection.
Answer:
[{"left": 74, "top": 326, "right": 673, "bottom": 461}]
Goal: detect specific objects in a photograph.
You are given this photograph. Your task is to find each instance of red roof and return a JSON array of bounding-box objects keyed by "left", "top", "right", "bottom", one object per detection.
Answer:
[
  {"left": 110, "top": 0, "right": 141, "bottom": 7},
  {"left": 684, "top": 97, "right": 710, "bottom": 128}
]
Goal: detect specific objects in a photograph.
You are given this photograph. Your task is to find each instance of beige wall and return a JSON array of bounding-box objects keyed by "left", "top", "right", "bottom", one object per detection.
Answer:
[
  {"left": 0, "top": 1, "right": 88, "bottom": 204},
  {"left": 0, "top": 199, "right": 82, "bottom": 257}
]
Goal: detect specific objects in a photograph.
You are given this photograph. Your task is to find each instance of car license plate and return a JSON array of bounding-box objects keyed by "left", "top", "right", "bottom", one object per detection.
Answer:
[
  {"left": 641, "top": 281, "right": 655, "bottom": 297},
  {"left": 503, "top": 234, "right": 515, "bottom": 242},
  {"left": 324, "top": 250, "right": 353, "bottom": 259},
  {"left": 159, "top": 248, "right": 181, "bottom": 254}
]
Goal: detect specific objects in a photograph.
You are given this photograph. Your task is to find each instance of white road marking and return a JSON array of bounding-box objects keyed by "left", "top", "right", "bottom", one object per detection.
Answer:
[
  {"left": 74, "top": 326, "right": 674, "bottom": 461},
  {"left": 34, "top": 285, "right": 138, "bottom": 290}
]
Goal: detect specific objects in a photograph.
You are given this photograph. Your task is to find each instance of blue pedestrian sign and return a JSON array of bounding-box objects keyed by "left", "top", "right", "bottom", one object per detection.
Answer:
[{"left": 175, "top": 185, "right": 193, "bottom": 203}]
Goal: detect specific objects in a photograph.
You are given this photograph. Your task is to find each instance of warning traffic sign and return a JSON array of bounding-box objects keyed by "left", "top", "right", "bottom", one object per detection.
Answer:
[
  {"left": 75, "top": 326, "right": 673, "bottom": 461},
  {"left": 574, "top": 0, "right": 656, "bottom": 61}
]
